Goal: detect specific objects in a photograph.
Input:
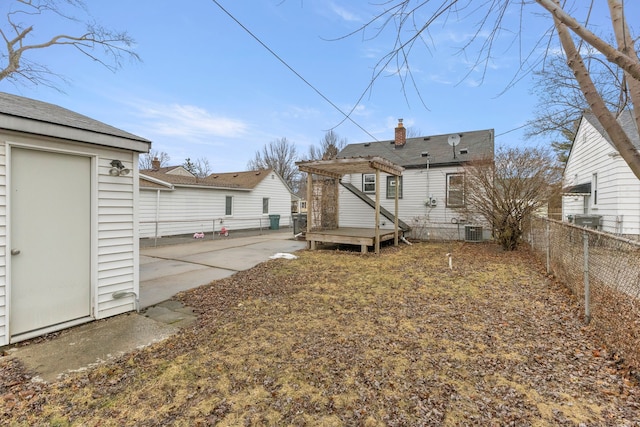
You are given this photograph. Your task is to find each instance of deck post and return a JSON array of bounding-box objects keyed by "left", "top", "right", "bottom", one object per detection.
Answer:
[
  {"left": 394, "top": 175, "right": 399, "bottom": 246},
  {"left": 306, "top": 171, "right": 313, "bottom": 249},
  {"left": 375, "top": 168, "right": 380, "bottom": 254}
]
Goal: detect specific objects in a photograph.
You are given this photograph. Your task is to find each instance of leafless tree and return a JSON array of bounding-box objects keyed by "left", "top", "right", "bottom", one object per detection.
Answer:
[
  {"left": 461, "top": 146, "right": 561, "bottom": 251},
  {"left": 526, "top": 48, "right": 630, "bottom": 163},
  {"left": 247, "top": 137, "right": 298, "bottom": 190},
  {"left": 183, "top": 157, "right": 212, "bottom": 178},
  {"left": 139, "top": 150, "right": 170, "bottom": 170},
  {"left": 0, "top": 0, "right": 139, "bottom": 89},
  {"left": 341, "top": 1, "right": 640, "bottom": 179},
  {"left": 307, "top": 130, "right": 347, "bottom": 161}
]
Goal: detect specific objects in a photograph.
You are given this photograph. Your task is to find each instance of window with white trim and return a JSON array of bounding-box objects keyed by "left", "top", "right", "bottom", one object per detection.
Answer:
[
  {"left": 363, "top": 173, "right": 376, "bottom": 193},
  {"left": 592, "top": 173, "right": 598, "bottom": 205},
  {"left": 446, "top": 173, "right": 465, "bottom": 207},
  {"left": 263, "top": 197, "right": 269, "bottom": 214}
]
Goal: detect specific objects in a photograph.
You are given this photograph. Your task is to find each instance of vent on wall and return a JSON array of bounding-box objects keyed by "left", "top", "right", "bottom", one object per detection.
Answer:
[{"left": 464, "top": 225, "right": 484, "bottom": 242}]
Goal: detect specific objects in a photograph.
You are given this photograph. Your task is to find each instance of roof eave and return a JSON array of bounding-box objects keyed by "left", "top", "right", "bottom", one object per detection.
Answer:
[{"left": 0, "top": 115, "right": 151, "bottom": 153}]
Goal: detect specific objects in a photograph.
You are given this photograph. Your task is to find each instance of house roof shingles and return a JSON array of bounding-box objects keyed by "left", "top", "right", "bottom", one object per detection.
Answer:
[
  {"left": 583, "top": 110, "right": 640, "bottom": 150},
  {"left": 140, "top": 168, "right": 274, "bottom": 190},
  {"left": 337, "top": 128, "right": 494, "bottom": 168}
]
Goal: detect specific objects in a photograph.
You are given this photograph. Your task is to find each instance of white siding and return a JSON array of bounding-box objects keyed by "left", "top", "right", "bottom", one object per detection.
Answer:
[
  {"left": 139, "top": 171, "right": 293, "bottom": 238},
  {"left": 96, "top": 153, "right": 138, "bottom": 318},
  {"left": 563, "top": 118, "right": 640, "bottom": 235},
  {"left": 139, "top": 187, "right": 224, "bottom": 238},
  {"left": 0, "top": 142, "right": 6, "bottom": 345},
  {"left": 0, "top": 132, "right": 140, "bottom": 345},
  {"left": 339, "top": 166, "right": 487, "bottom": 240}
]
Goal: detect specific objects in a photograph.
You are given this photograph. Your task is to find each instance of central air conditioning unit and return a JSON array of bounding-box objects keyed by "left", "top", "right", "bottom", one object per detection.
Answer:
[
  {"left": 464, "top": 225, "right": 484, "bottom": 242},
  {"left": 573, "top": 214, "right": 602, "bottom": 230}
]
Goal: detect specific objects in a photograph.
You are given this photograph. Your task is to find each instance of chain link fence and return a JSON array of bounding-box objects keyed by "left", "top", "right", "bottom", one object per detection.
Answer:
[{"left": 528, "top": 216, "right": 640, "bottom": 375}]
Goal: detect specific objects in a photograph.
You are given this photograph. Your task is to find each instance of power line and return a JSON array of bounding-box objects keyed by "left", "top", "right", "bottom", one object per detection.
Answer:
[
  {"left": 210, "top": 0, "right": 379, "bottom": 141},
  {"left": 496, "top": 123, "right": 529, "bottom": 137}
]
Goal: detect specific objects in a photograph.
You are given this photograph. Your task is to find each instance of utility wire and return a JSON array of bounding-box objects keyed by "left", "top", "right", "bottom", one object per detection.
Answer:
[
  {"left": 210, "top": 0, "right": 379, "bottom": 141},
  {"left": 495, "top": 123, "right": 529, "bottom": 137}
]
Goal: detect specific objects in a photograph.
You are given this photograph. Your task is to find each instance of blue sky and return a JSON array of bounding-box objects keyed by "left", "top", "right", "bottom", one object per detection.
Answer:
[{"left": 1, "top": 1, "right": 636, "bottom": 172}]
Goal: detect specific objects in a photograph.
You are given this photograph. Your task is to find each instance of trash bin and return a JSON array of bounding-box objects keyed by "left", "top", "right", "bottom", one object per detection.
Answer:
[
  {"left": 293, "top": 213, "right": 307, "bottom": 234},
  {"left": 269, "top": 214, "right": 280, "bottom": 230}
]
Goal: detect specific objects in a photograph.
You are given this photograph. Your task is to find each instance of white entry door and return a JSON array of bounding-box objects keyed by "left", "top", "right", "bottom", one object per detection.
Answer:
[{"left": 10, "top": 147, "right": 92, "bottom": 337}]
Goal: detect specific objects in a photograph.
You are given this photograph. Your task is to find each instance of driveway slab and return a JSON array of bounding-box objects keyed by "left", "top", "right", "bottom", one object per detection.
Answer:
[{"left": 3, "top": 231, "right": 306, "bottom": 382}]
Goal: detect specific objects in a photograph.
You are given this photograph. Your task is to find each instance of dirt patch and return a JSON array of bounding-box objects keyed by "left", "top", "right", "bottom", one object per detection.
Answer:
[{"left": 2, "top": 242, "right": 639, "bottom": 425}]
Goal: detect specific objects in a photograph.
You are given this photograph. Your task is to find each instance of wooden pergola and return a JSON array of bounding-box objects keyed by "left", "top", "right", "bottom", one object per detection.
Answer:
[{"left": 296, "top": 156, "right": 405, "bottom": 254}]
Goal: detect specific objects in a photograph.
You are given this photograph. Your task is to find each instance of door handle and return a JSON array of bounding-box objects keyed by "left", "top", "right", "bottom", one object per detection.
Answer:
[{"left": 11, "top": 249, "right": 20, "bottom": 255}]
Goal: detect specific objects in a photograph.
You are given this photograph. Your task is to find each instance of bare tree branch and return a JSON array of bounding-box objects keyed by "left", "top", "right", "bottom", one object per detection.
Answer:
[
  {"left": 536, "top": 0, "right": 640, "bottom": 81},
  {"left": 139, "top": 150, "right": 170, "bottom": 170},
  {"left": 0, "top": 0, "right": 139, "bottom": 88},
  {"left": 552, "top": 2, "right": 640, "bottom": 180},
  {"left": 462, "top": 146, "right": 561, "bottom": 250},
  {"left": 247, "top": 137, "right": 299, "bottom": 191}
]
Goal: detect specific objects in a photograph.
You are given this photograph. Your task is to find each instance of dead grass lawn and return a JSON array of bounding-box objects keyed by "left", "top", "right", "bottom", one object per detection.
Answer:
[{"left": 2, "top": 242, "right": 639, "bottom": 426}]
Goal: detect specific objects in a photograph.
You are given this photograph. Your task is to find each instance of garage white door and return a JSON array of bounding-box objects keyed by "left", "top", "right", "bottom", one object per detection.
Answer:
[{"left": 10, "top": 148, "right": 92, "bottom": 337}]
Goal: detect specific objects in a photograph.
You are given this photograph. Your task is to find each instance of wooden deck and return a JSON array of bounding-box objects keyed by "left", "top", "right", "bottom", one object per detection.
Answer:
[{"left": 305, "top": 227, "right": 398, "bottom": 254}]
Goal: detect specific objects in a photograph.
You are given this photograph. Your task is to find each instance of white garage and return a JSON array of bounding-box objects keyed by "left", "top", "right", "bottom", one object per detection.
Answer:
[{"left": 0, "top": 92, "right": 151, "bottom": 345}]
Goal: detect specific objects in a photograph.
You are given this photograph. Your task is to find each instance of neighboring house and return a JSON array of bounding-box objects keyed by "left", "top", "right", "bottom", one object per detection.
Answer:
[
  {"left": 337, "top": 120, "right": 495, "bottom": 240},
  {"left": 139, "top": 164, "right": 293, "bottom": 238},
  {"left": 0, "top": 92, "right": 151, "bottom": 345},
  {"left": 291, "top": 196, "right": 308, "bottom": 214},
  {"left": 562, "top": 110, "right": 640, "bottom": 236}
]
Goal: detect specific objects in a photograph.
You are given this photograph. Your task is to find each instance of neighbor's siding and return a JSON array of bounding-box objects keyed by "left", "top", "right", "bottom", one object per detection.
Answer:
[
  {"left": 139, "top": 186, "right": 223, "bottom": 238},
  {"left": 139, "top": 171, "right": 293, "bottom": 238},
  {"left": 563, "top": 118, "right": 640, "bottom": 235}
]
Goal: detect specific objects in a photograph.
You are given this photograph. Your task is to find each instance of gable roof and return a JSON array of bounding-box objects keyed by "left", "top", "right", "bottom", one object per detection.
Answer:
[
  {"left": 140, "top": 168, "right": 275, "bottom": 190},
  {"left": 582, "top": 110, "right": 640, "bottom": 150},
  {"left": 0, "top": 92, "right": 151, "bottom": 152},
  {"left": 338, "top": 128, "right": 494, "bottom": 168}
]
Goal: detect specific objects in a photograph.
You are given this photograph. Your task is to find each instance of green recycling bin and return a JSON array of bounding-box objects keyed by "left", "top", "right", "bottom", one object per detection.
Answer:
[{"left": 269, "top": 214, "right": 280, "bottom": 230}]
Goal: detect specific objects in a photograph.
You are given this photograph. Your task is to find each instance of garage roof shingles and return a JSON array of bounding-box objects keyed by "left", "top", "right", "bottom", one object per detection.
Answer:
[{"left": 0, "top": 92, "right": 151, "bottom": 152}]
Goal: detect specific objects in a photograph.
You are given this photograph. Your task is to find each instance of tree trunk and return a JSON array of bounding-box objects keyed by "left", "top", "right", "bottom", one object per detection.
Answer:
[
  {"left": 552, "top": 5, "right": 640, "bottom": 181},
  {"left": 608, "top": 0, "right": 640, "bottom": 133},
  {"left": 536, "top": 0, "right": 640, "bottom": 81}
]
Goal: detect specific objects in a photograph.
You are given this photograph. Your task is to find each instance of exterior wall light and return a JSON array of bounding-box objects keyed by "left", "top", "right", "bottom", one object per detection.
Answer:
[{"left": 109, "top": 159, "right": 131, "bottom": 176}]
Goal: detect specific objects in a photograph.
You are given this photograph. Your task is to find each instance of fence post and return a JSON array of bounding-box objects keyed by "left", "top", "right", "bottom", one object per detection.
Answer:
[
  {"left": 546, "top": 219, "right": 551, "bottom": 275},
  {"left": 583, "top": 230, "right": 591, "bottom": 324},
  {"left": 212, "top": 219, "right": 216, "bottom": 240}
]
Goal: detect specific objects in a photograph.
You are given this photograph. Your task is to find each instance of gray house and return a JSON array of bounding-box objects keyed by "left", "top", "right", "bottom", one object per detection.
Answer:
[
  {"left": 0, "top": 92, "right": 150, "bottom": 345},
  {"left": 337, "top": 120, "right": 494, "bottom": 240}
]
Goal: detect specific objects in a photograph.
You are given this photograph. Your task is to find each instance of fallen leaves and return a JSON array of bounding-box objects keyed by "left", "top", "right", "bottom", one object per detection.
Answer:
[{"left": 1, "top": 242, "right": 639, "bottom": 425}]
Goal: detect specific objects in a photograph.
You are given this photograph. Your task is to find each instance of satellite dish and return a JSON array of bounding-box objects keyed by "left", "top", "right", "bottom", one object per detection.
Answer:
[{"left": 448, "top": 134, "right": 460, "bottom": 146}]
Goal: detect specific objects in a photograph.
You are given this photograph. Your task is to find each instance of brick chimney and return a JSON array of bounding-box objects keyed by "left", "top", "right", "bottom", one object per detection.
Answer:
[
  {"left": 151, "top": 157, "right": 160, "bottom": 171},
  {"left": 395, "top": 118, "right": 406, "bottom": 148}
]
